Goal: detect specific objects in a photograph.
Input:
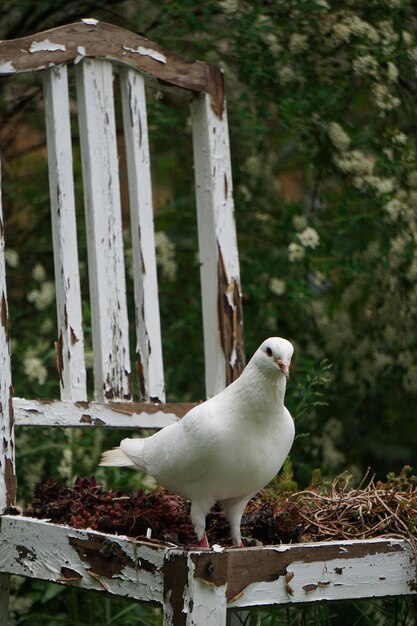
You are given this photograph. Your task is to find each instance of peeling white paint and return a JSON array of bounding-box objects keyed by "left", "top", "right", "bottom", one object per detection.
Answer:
[
  {"left": 122, "top": 45, "right": 167, "bottom": 64},
  {"left": 191, "top": 93, "right": 241, "bottom": 398},
  {"left": 75, "top": 58, "right": 131, "bottom": 400},
  {"left": 43, "top": 65, "right": 87, "bottom": 402},
  {"left": 75, "top": 46, "right": 87, "bottom": 61},
  {"left": 29, "top": 40, "right": 66, "bottom": 53},
  {"left": 74, "top": 47, "right": 87, "bottom": 65},
  {"left": 188, "top": 556, "right": 228, "bottom": 625},
  {"left": 119, "top": 68, "right": 165, "bottom": 401},
  {"left": 0, "top": 516, "right": 165, "bottom": 603},
  {"left": 230, "top": 539, "right": 416, "bottom": 609},
  {"left": 81, "top": 18, "right": 99, "bottom": 26},
  {"left": 13, "top": 398, "right": 179, "bottom": 428},
  {"left": 0, "top": 60, "right": 15, "bottom": 74},
  {"left": 229, "top": 348, "right": 237, "bottom": 368},
  {"left": 212, "top": 544, "right": 225, "bottom": 553}
]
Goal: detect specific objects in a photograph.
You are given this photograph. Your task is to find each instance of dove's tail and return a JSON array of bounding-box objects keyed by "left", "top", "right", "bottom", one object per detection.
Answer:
[
  {"left": 100, "top": 438, "right": 147, "bottom": 471},
  {"left": 99, "top": 447, "right": 136, "bottom": 467}
]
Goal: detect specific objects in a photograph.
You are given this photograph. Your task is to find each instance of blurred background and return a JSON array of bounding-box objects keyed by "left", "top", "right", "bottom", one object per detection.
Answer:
[{"left": 1, "top": 0, "right": 417, "bottom": 623}]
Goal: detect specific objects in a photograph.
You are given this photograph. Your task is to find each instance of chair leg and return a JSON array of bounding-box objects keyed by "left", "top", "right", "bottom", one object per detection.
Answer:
[
  {"left": 0, "top": 573, "right": 10, "bottom": 626},
  {"left": 163, "top": 551, "right": 228, "bottom": 625}
]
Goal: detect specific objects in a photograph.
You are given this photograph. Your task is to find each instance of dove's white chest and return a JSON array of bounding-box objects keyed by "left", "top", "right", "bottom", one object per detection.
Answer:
[
  {"left": 208, "top": 406, "right": 294, "bottom": 500},
  {"left": 167, "top": 400, "right": 295, "bottom": 502}
]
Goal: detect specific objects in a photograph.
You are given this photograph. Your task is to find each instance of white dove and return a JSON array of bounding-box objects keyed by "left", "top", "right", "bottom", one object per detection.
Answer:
[{"left": 100, "top": 337, "right": 295, "bottom": 547}]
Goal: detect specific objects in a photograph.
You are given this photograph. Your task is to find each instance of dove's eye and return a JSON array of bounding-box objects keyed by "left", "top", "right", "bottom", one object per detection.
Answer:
[{"left": 266, "top": 347, "right": 273, "bottom": 357}]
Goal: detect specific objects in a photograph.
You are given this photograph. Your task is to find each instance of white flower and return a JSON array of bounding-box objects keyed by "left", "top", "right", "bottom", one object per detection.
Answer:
[
  {"left": 263, "top": 33, "right": 282, "bottom": 56},
  {"left": 219, "top": 0, "right": 239, "bottom": 14},
  {"left": 292, "top": 215, "right": 307, "bottom": 231},
  {"left": 384, "top": 197, "right": 407, "bottom": 220},
  {"left": 269, "top": 278, "right": 286, "bottom": 296},
  {"left": 402, "top": 31, "right": 413, "bottom": 46},
  {"left": 277, "top": 65, "right": 298, "bottom": 85},
  {"left": 332, "top": 16, "right": 379, "bottom": 45},
  {"left": 352, "top": 55, "right": 379, "bottom": 78},
  {"left": 366, "top": 176, "right": 394, "bottom": 195},
  {"left": 23, "top": 355, "right": 48, "bottom": 385},
  {"left": 392, "top": 131, "right": 407, "bottom": 145},
  {"left": 378, "top": 19, "right": 399, "bottom": 45},
  {"left": 32, "top": 263, "right": 47, "bottom": 282},
  {"left": 297, "top": 227, "right": 320, "bottom": 249},
  {"left": 387, "top": 62, "right": 399, "bottom": 83},
  {"left": 327, "top": 122, "right": 351, "bottom": 151},
  {"left": 4, "top": 249, "right": 19, "bottom": 268},
  {"left": 27, "top": 281, "right": 55, "bottom": 311},
  {"left": 373, "top": 84, "right": 400, "bottom": 112},
  {"left": 243, "top": 154, "right": 262, "bottom": 177},
  {"left": 407, "top": 47, "right": 417, "bottom": 63},
  {"left": 334, "top": 149, "right": 374, "bottom": 177},
  {"left": 288, "top": 242, "right": 305, "bottom": 262},
  {"left": 155, "top": 231, "right": 177, "bottom": 281},
  {"left": 289, "top": 33, "right": 309, "bottom": 55}
]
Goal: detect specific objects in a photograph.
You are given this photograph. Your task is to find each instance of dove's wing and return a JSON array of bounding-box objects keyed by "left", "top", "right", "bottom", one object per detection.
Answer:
[{"left": 139, "top": 401, "right": 222, "bottom": 494}]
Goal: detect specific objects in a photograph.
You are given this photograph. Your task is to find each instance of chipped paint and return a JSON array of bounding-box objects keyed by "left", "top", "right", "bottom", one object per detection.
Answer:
[
  {"left": 75, "top": 58, "right": 131, "bottom": 401},
  {"left": 119, "top": 68, "right": 165, "bottom": 401},
  {"left": 217, "top": 249, "right": 245, "bottom": 387},
  {"left": 29, "top": 40, "right": 66, "bottom": 53},
  {"left": 0, "top": 23, "right": 224, "bottom": 113},
  {"left": 0, "top": 61, "right": 15, "bottom": 74},
  {"left": 74, "top": 46, "right": 87, "bottom": 64},
  {"left": 43, "top": 65, "right": 87, "bottom": 401},
  {"left": 0, "top": 516, "right": 166, "bottom": 603},
  {"left": 122, "top": 45, "right": 167, "bottom": 64},
  {"left": 191, "top": 92, "right": 244, "bottom": 397},
  {"left": 13, "top": 397, "right": 190, "bottom": 428},
  {"left": 0, "top": 162, "right": 15, "bottom": 515}
]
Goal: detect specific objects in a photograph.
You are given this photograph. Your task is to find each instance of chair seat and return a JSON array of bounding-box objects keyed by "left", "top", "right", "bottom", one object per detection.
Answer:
[{"left": 0, "top": 515, "right": 414, "bottom": 624}]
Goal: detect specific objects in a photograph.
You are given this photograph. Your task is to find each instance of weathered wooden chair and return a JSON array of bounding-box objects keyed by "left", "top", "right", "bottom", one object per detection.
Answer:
[{"left": 0, "top": 20, "right": 415, "bottom": 626}]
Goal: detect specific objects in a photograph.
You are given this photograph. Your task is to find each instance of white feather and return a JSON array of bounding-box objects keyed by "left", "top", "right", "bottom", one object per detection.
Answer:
[{"left": 99, "top": 447, "right": 135, "bottom": 467}]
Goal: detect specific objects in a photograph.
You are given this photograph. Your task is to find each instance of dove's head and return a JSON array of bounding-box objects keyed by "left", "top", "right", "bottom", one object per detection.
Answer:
[{"left": 255, "top": 337, "right": 294, "bottom": 380}]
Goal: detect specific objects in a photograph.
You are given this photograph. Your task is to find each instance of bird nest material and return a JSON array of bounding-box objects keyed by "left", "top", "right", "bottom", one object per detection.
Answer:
[{"left": 23, "top": 467, "right": 417, "bottom": 555}]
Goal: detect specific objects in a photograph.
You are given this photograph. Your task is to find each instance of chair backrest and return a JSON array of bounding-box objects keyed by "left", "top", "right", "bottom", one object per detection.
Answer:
[{"left": 0, "top": 20, "right": 245, "bottom": 513}]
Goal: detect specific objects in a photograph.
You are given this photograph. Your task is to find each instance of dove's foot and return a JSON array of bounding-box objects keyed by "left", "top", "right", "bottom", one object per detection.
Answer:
[{"left": 189, "top": 533, "right": 210, "bottom": 549}]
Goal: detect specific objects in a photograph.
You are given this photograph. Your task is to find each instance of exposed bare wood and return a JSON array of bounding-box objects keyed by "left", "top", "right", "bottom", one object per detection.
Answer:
[
  {"left": 76, "top": 58, "right": 131, "bottom": 401},
  {"left": 43, "top": 64, "right": 87, "bottom": 402},
  {"left": 0, "top": 21, "right": 225, "bottom": 118},
  {"left": 13, "top": 398, "right": 196, "bottom": 428}
]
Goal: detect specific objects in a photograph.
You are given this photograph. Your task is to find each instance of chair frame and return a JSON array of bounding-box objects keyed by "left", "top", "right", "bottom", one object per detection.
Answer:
[{"left": 0, "top": 20, "right": 415, "bottom": 625}]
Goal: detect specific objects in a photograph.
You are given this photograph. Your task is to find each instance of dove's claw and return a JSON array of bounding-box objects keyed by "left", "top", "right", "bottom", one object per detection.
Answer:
[{"left": 189, "top": 533, "right": 210, "bottom": 549}]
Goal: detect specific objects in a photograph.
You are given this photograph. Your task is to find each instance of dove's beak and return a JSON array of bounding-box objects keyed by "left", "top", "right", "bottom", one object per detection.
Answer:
[{"left": 276, "top": 359, "right": 290, "bottom": 380}]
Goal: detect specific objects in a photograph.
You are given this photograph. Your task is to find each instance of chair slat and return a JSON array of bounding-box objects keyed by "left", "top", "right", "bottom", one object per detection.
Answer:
[
  {"left": 119, "top": 68, "right": 165, "bottom": 402},
  {"left": 191, "top": 93, "right": 245, "bottom": 399},
  {"left": 0, "top": 164, "right": 16, "bottom": 512},
  {"left": 13, "top": 397, "right": 193, "bottom": 428},
  {"left": 43, "top": 65, "right": 87, "bottom": 402},
  {"left": 75, "top": 59, "right": 131, "bottom": 401}
]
